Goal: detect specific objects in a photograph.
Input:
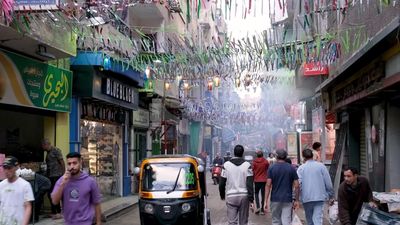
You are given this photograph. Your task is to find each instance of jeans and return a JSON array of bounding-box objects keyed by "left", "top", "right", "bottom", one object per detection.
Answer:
[
  {"left": 303, "top": 201, "right": 324, "bottom": 225},
  {"left": 254, "top": 182, "right": 266, "bottom": 211},
  {"left": 48, "top": 176, "right": 62, "bottom": 214},
  {"left": 270, "top": 202, "right": 293, "bottom": 225},
  {"left": 226, "top": 196, "right": 250, "bottom": 225}
]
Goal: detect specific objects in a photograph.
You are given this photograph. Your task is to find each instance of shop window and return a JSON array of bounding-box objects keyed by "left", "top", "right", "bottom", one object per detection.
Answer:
[{"left": 80, "top": 120, "right": 123, "bottom": 198}]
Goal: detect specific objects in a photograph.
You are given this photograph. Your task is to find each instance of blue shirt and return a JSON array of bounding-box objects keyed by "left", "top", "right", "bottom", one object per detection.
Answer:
[
  {"left": 297, "top": 160, "right": 334, "bottom": 203},
  {"left": 268, "top": 162, "right": 298, "bottom": 202}
]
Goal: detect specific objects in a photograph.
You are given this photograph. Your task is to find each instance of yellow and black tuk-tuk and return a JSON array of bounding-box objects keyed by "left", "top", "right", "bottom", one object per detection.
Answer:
[{"left": 134, "top": 155, "right": 211, "bottom": 225}]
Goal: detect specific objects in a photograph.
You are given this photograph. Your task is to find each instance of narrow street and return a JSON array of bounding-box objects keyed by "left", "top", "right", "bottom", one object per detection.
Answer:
[
  {"left": 107, "top": 172, "right": 331, "bottom": 225},
  {"left": 107, "top": 173, "right": 270, "bottom": 225}
]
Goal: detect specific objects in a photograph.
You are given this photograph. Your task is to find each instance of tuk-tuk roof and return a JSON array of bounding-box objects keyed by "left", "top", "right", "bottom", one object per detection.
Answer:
[{"left": 141, "top": 154, "right": 204, "bottom": 165}]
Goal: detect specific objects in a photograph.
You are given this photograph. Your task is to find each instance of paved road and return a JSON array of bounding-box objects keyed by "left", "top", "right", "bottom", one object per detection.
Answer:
[
  {"left": 107, "top": 173, "right": 334, "bottom": 225},
  {"left": 107, "top": 174, "right": 277, "bottom": 225}
]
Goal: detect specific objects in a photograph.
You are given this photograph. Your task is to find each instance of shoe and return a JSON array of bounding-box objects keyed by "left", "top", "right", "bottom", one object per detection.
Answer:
[
  {"left": 260, "top": 211, "right": 265, "bottom": 215},
  {"left": 254, "top": 208, "right": 260, "bottom": 214}
]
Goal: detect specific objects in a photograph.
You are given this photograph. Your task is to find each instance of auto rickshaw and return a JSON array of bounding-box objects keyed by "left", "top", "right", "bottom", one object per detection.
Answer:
[{"left": 134, "top": 155, "right": 211, "bottom": 225}]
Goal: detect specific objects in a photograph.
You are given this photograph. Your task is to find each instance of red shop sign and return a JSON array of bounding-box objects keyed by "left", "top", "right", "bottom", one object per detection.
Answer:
[{"left": 303, "top": 62, "right": 329, "bottom": 76}]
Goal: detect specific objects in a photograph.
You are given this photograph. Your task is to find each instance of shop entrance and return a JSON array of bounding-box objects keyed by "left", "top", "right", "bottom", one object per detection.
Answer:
[
  {"left": 134, "top": 131, "right": 147, "bottom": 164},
  {"left": 0, "top": 105, "right": 55, "bottom": 165},
  {"left": 80, "top": 120, "right": 123, "bottom": 199}
]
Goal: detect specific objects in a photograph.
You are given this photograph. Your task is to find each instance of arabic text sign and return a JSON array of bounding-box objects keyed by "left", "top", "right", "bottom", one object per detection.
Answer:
[
  {"left": 303, "top": 62, "right": 329, "bottom": 76},
  {"left": 0, "top": 50, "right": 72, "bottom": 112},
  {"left": 14, "top": 0, "right": 59, "bottom": 10}
]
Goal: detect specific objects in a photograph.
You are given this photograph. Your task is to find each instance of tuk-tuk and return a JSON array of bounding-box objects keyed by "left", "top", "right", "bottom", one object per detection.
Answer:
[{"left": 134, "top": 155, "right": 211, "bottom": 225}]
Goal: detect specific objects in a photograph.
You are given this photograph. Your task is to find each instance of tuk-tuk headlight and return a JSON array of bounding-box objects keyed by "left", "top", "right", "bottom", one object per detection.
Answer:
[
  {"left": 144, "top": 204, "right": 154, "bottom": 214},
  {"left": 182, "top": 203, "right": 191, "bottom": 212}
]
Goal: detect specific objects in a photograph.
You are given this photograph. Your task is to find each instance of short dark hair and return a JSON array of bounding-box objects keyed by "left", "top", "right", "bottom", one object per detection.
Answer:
[
  {"left": 344, "top": 167, "right": 359, "bottom": 175},
  {"left": 302, "top": 149, "right": 314, "bottom": 159},
  {"left": 312, "top": 142, "right": 321, "bottom": 150},
  {"left": 276, "top": 149, "right": 287, "bottom": 160},
  {"left": 234, "top": 145, "right": 244, "bottom": 157},
  {"left": 256, "top": 150, "right": 263, "bottom": 158},
  {"left": 66, "top": 152, "right": 81, "bottom": 159}
]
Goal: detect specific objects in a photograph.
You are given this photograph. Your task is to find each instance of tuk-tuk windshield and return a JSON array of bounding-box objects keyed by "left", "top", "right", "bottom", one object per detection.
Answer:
[{"left": 142, "top": 163, "right": 197, "bottom": 192}]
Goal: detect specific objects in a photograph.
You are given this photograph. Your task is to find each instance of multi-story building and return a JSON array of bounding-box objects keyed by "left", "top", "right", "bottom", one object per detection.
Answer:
[
  {"left": 0, "top": 3, "right": 76, "bottom": 167},
  {"left": 316, "top": 1, "right": 400, "bottom": 192}
]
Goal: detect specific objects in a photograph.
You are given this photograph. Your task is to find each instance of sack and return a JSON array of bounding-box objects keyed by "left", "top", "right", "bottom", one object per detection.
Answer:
[
  {"left": 292, "top": 212, "right": 303, "bottom": 225},
  {"left": 329, "top": 201, "right": 339, "bottom": 225}
]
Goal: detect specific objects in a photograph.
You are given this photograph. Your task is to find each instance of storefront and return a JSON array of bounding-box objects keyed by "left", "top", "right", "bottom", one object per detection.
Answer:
[
  {"left": 70, "top": 52, "right": 143, "bottom": 197},
  {"left": 0, "top": 49, "right": 72, "bottom": 175},
  {"left": 326, "top": 47, "right": 400, "bottom": 192},
  {"left": 132, "top": 107, "right": 150, "bottom": 166}
]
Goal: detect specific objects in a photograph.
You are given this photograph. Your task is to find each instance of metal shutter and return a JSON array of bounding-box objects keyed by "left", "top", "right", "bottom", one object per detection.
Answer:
[{"left": 360, "top": 114, "right": 368, "bottom": 177}]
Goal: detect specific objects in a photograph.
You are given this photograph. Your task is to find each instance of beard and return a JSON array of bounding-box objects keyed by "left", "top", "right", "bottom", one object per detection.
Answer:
[{"left": 70, "top": 167, "right": 80, "bottom": 175}]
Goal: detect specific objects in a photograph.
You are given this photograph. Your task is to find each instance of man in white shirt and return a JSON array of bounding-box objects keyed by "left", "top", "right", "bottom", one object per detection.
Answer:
[
  {"left": 0, "top": 156, "right": 34, "bottom": 225},
  {"left": 219, "top": 145, "right": 254, "bottom": 225}
]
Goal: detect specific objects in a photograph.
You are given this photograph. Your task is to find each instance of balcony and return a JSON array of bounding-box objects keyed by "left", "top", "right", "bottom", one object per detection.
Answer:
[
  {"left": 126, "top": 2, "right": 165, "bottom": 30},
  {"left": 0, "top": 12, "right": 76, "bottom": 60}
]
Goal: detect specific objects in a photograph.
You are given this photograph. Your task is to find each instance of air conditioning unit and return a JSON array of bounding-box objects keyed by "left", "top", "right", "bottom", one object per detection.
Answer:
[{"left": 168, "top": 0, "right": 182, "bottom": 13}]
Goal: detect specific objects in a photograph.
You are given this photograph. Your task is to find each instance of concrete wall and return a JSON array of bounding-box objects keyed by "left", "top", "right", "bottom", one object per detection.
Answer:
[{"left": 386, "top": 103, "right": 400, "bottom": 191}]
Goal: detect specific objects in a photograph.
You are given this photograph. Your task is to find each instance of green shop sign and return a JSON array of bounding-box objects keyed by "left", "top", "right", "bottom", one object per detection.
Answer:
[{"left": 0, "top": 50, "right": 72, "bottom": 112}]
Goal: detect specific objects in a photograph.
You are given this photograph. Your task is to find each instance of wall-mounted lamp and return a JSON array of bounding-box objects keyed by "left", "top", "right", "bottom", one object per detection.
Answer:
[
  {"left": 213, "top": 77, "right": 220, "bottom": 87},
  {"left": 145, "top": 66, "right": 152, "bottom": 79},
  {"left": 165, "top": 82, "right": 170, "bottom": 90},
  {"left": 36, "top": 44, "right": 56, "bottom": 60},
  {"left": 235, "top": 77, "right": 241, "bottom": 88},
  {"left": 183, "top": 81, "right": 189, "bottom": 89}
]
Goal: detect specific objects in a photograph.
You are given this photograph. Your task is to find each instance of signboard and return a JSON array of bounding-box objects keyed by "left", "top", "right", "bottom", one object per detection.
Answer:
[
  {"left": 102, "top": 78, "right": 136, "bottom": 104},
  {"left": 0, "top": 50, "right": 72, "bottom": 112},
  {"left": 14, "top": 0, "right": 59, "bottom": 10},
  {"left": 303, "top": 62, "right": 329, "bottom": 76},
  {"left": 312, "top": 107, "right": 324, "bottom": 143},
  {"left": 333, "top": 62, "right": 384, "bottom": 106},
  {"left": 150, "top": 99, "right": 162, "bottom": 128},
  {"left": 132, "top": 108, "right": 150, "bottom": 128},
  {"left": 300, "top": 132, "right": 313, "bottom": 150},
  {"left": 287, "top": 132, "right": 297, "bottom": 156}
]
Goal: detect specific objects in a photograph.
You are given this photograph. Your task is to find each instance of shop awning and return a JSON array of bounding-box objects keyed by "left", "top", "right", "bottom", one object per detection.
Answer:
[{"left": 70, "top": 51, "right": 144, "bottom": 87}]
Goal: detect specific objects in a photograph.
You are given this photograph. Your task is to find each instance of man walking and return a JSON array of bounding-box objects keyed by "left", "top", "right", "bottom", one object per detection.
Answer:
[
  {"left": 297, "top": 149, "right": 334, "bottom": 225},
  {"left": 312, "top": 142, "right": 322, "bottom": 162},
  {"left": 42, "top": 138, "right": 65, "bottom": 219},
  {"left": 252, "top": 150, "right": 269, "bottom": 215},
  {"left": 265, "top": 149, "right": 300, "bottom": 225},
  {"left": 338, "top": 167, "right": 375, "bottom": 225},
  {"left": 0, "top": 156, "right": 34, "bottom": 225},
  {"left": 219, "top": 145, "right": 254, "bottom": 225},
  {"left": 51, "top": 152, "right": 102, "bottom": 225}
]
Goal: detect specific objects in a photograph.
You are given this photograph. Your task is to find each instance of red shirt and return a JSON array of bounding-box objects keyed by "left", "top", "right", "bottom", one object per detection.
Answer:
[{"left": 252, "top": 157, "right": 269, "bottom": 182}]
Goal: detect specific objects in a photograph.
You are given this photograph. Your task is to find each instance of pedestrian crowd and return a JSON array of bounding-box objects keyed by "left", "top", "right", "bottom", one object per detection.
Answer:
[
  {"left": 219, "top": 142, "right": 376, "bottom": 225},
  {"left": 0, "top": 140, "right": 377, "bottom": 225},
  {"left": 0, "top": 139, "right": 102, "bottom": 225}
]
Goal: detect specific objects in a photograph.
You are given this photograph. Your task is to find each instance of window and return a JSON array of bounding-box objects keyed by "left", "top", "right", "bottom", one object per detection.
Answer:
[{"left": 142, "top": 163, "right": 197, "bottom": 191}]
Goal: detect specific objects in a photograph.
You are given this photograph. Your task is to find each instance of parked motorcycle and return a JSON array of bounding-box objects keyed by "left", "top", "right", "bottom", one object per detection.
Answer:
[{"left": 211, "top": 164, "right": 222, "bottom": 185}]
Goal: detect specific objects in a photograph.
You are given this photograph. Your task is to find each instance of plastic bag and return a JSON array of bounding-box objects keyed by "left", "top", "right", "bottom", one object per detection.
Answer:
[
  {"left": 329, "top": 201, "right": 339, "bottom": 225},
  {"left": 292, "top": 212, "right": 303, "bottom": 225}
]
